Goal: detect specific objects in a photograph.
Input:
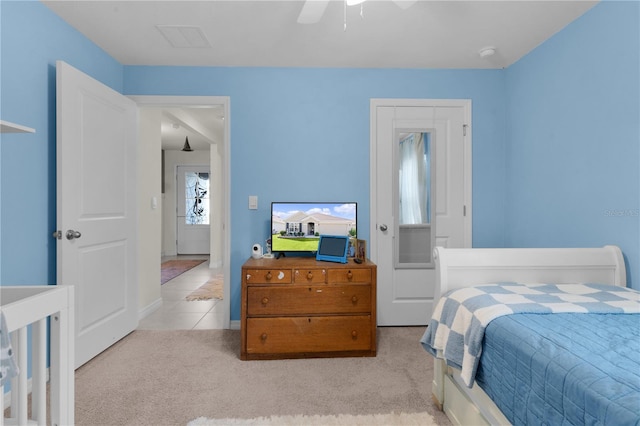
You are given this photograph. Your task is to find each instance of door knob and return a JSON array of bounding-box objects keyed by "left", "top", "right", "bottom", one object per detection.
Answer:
[
  {"left": 379, "top": 224, "right": 388, "bottom": 231},
  {"left": 66, "top": 229, "right": 82, "bottom": 240}
]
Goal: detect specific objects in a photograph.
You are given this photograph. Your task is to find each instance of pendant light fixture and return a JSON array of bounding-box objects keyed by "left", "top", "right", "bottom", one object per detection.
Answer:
[
  {"left": 344, "top": 0, "right": 366, "bottom": 31},
  {"left": 182, "top": 136, "right": 193, "bottom": 152}
]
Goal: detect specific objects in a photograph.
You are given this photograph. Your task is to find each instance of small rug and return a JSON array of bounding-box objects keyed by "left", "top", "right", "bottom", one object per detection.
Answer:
[
  {"left": 186, "top": 274, "right": 223, "bottom": 301},
  {"left": 161, "top": 259, "right": 206, "bottom": 285},
  {"left": 187, "top": 412, "right": 437, "bottom": 425}
]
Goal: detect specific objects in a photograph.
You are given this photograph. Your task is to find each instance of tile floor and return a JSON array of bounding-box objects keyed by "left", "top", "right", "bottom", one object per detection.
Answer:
[{"left": 137, "top": 255, "right": 226, "bottom": 330}]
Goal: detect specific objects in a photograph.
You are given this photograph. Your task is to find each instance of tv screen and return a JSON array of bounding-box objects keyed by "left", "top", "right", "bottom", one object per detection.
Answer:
[{"left": 271, "top": 202, "right": 357, "bottom": 253}]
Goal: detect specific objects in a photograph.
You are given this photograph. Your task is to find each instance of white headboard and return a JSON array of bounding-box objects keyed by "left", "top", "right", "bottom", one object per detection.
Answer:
[{"left": 433, "top": 245, "right": 626, "bottom": 299}]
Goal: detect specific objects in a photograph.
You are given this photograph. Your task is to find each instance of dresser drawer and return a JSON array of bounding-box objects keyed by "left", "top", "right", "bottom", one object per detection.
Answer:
[
  {"left": 293, "top": 268, "right": 327, "bottom": 284},
  {"left": 244, "top": 269, "right": 292, "bottom": 284},
  {"left": 246, "top": 316, "right": 372, "bottom": 354},
  {"left": 327, "top": 268, "right": 372, "bottom": 284},
  {"left": 247, "top": 285, "right": 371, "bottom": 316}
]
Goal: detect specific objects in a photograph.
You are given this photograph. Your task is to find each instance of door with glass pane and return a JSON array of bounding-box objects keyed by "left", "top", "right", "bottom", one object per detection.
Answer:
[
  {"left": 177, "top": 165, "right": 211, "bottom": 254},
  {"left": 371, "top": 100, "right": 472, "bottom": 325}
]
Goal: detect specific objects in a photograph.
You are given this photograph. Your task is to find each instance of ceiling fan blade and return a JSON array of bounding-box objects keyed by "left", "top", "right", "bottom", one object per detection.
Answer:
[
  {"left": 392, "top": 0, "right": 417, "bottom": 10},
  {"left": 297, "top": 0, "right": 330, "bottom": 24}
]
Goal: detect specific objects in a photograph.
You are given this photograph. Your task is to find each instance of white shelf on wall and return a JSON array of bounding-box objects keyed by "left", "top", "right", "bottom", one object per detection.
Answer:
[{"left": 1, "top": 120, "right": 35, "bottom": 133}]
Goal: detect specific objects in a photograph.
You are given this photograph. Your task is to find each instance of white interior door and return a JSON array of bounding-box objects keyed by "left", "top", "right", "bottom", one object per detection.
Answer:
[
  {"left": 177, "top": 165, "right": 211, "bottom": 254},
  {"left": 56, "top": 61, "right": 138, "bottom": 368},
  {"left": 370, "top": 99, "right": 472, "bottom": 325}
]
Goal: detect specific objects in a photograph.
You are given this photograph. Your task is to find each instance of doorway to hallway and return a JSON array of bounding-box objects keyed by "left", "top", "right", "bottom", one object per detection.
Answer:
[{"left": 134, "top": 95, "right": 231, "bottom": 330}]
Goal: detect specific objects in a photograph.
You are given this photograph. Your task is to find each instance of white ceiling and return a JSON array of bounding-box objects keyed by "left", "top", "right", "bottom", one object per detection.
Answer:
[
  {"left": 158, "top": 106, "right": 225, "bottom": 151},
  {"left": 42, "top": 0, "right": 598, "bottom": 69},
  {"left": 42, "top": 0, "right": 599, "bottom": 149}
]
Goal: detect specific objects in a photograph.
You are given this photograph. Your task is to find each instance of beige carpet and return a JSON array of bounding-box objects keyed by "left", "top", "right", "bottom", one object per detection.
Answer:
[
  {"left": 74, "top": 327, "right": 451, "bottom": 426},
  {"left": 188, "top": 411, "right": 438, "bottom": 425},
  {"left": 186, "top": 274, "right": 224, "bottom": 301}
]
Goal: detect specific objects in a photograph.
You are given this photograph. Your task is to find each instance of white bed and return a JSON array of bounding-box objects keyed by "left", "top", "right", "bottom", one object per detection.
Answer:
[
  {"left": 1, "top": 285, "right": 74, "bottom": 426},
  {"left": 429, "top": 245, "right": 627, "bottom": 426}
]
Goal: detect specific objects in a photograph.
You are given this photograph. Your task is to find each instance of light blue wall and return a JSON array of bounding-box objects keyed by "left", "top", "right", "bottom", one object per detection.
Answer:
[
  {"left": 0, "top": 0, "right": 124, "bottom": 286},
  {"left": 1, "top": 0, "right": 637, "bottom": 326},
  {"left": 1, "top": 1, "right": 507, "bottom": 322},
  {"left": 124, "top": 66, "right": 507, "bottom": 319},
  {"left": 504, "top": 1, "right": 640, "bottom": 289},
  {"left": 0, "top": 0, "right": 124, "bottom": 389}
]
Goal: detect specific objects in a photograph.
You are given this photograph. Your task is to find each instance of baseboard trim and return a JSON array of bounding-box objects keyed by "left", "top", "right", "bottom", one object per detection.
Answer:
[
  {"left": 229, "top": 320, "right": 240, "bottom": 330},
  {"left": 139, "top": 298, "right": 163, "bottom": 320}
]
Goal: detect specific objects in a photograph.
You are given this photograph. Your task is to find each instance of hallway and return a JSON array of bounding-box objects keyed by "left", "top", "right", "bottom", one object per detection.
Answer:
[{"left": 138, "top": 256, "right": 225, "bottom": 330}]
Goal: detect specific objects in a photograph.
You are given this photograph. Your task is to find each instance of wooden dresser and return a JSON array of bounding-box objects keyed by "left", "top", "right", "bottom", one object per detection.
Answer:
[{"left": 240, "top": 256, "right": 377, "bottom": 360}]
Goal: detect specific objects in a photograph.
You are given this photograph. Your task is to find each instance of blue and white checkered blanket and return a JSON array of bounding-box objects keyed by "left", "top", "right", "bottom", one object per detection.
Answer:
[
  {"left": 1, "top": 311, "right": 19, "bottom": 386},
  {"left": 420, "top": 282, "right": 640, "bottom": 387}
]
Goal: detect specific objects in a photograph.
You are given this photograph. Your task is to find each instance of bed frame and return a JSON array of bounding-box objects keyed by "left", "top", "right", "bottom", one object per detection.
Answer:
[
  {"left": 1, "top": 285, "right": 74, "bottom": 426},
  {"left": 430, "top": 245, "right": 626, "bottom": 426}
]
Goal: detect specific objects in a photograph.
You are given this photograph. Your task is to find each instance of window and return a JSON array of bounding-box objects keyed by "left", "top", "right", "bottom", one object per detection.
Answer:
[{"left": 184, "top": 172, "right": 210, "bottom": 225}]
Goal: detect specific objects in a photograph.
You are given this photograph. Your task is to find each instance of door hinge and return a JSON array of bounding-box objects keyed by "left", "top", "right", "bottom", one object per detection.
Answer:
[
  {"left": 463, "top": 124, "right": 468, "bottom": 137},
  {"left": 463, "top": 205, "right": 467, "bottom": 216},
  {"left": 52, "top": 230, "right": 62, "bottom": 239}
]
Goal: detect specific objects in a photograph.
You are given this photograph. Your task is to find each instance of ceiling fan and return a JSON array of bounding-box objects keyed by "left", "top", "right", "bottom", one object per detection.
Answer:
[{"left": 297, "top": 0, "right": 417, "bottom": 25}]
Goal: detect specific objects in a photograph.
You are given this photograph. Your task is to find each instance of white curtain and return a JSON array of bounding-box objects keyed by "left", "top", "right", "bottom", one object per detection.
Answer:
[{"left": 399, "top": 133, "right": 429, "bottom": 225}]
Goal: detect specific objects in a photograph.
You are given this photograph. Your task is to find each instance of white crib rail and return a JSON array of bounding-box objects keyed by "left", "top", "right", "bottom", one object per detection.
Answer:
[{"left": 1, "top": 286, "right": 74, "bottom": 426}]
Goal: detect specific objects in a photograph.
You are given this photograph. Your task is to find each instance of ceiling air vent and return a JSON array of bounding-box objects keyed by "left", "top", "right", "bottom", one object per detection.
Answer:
[{"left": 156, "top": 25, "right": 211, "bottom": 48}]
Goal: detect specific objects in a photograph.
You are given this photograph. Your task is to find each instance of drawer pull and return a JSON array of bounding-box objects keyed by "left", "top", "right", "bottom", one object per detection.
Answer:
[
  {"left": 351, "top": 330, "right": 358, "bottom": 339},
  {"left": 261, "top": 297, "right": 269, "bottom": 305},
  {"left": 261, "top": 333, "right": 268, "bottom": 341},
  {"left": 347, "top": 271, "right": 353, "bottom": 280},
  {"left": 307, "top": 271, "right": 313, "bottom": 280},
  {"left": 352, "top": 295, "right": 358, "bottom": 303},
  {"left": 265, "top": 271, "right": 272, "bottom": 281}
]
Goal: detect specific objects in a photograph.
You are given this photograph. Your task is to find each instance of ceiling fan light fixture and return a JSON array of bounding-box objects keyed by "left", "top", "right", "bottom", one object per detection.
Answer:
[
  {"left": 297, "top": 0, "right": 330, "bottom": 24},
  {"left": 479, "top": 46, "right": 497, "bottom": 58},
  {"left": 182, "top": 136, "right": 193, "bottom": 152}
]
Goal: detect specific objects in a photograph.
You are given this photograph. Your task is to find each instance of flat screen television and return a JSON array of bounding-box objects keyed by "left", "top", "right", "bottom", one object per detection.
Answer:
[{"left": 270, "top": 202, "right": 357, "bottom": 254}]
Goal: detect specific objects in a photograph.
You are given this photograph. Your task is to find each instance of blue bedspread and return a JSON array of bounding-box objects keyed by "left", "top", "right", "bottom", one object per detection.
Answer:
[
  {"left": 476, "top": 313, "right": 640, "bottom": 426},
  {"left": 420, "top": 282, "right": 640, "bottom": 387}
]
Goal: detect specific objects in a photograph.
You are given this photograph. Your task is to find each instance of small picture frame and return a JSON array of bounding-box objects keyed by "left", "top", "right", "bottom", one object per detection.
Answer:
[
  {"left": 348, "top": 238, "right": 357, "bottom": 257},
  {"left": 356, "top": 239, "right": 367, "bottom": 261}
]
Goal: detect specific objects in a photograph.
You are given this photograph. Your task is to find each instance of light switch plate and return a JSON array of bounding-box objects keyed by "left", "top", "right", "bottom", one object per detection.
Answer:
[{"left": 249, "top": 195, "right": 258, "bottom": 210}]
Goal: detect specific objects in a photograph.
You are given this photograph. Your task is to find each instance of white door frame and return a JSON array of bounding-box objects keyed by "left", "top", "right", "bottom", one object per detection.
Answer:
[
  {"left": 370, "top": 99, "right": 472, "bottom": 323},
  {"left": 130, "top": 95, "right": 231, "bottom": 330}
]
